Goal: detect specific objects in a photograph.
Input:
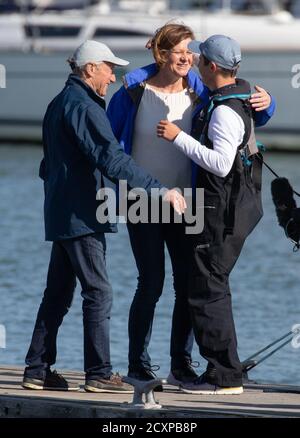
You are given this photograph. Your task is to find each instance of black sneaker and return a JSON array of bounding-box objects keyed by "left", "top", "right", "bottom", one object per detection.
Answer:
[
  {"left": 84, "top": 373, "right": 134, "bottom": 393},
  {"left": 22, "top": 369, "right": 80, "bottom": 391},
  {"left": 167, "top": 361, "right": 199, "bottom": 386},
  {"left": 128, "top": 366, "right": 163, "bottom": 392}
]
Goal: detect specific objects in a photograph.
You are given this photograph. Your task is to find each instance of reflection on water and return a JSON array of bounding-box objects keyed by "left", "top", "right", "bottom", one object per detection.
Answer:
[{"left": 0, "top": 145, "right": 299, "bottom": 384}]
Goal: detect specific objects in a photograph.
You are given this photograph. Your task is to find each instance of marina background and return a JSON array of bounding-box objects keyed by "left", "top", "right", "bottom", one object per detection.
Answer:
[
  {"left": 2, "top": 0, "right": 300, "bottom": 147},
  {"left": 0, "top": 0, "right": 300, "bottom": 386}
]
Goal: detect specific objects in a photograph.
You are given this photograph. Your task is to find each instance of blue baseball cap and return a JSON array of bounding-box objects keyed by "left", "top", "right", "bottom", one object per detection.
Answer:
[{"left": 188, "top": 34, "right": 241, "bottom": 70}]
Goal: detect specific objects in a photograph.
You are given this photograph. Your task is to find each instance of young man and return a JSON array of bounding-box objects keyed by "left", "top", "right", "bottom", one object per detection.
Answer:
[{"left": 157, "top": 34, "right": 268, "bottom": 394}]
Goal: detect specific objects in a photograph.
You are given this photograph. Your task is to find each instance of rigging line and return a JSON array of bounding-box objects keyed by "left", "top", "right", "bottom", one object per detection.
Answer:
[
  {"left": 243, "top": 337, "right": 294, "bottom": 372},
  {"left": 243, "top": 330, "right": 295, "bottom": 362}
]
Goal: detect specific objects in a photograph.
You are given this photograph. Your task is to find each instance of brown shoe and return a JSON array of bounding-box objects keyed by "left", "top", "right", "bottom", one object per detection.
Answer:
[{"left": 84, "top": 373, "right": 134, "bottom": 393}]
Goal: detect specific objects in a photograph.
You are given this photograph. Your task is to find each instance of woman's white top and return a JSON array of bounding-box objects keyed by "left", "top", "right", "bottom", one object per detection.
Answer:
[{"left": 131, "top": 84, "right": 193, "bottom": 191}]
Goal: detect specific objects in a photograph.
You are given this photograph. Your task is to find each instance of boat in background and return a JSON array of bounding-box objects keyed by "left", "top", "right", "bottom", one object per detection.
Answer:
[{"left": 1, "top": 0, "right": 300, "bottom": 148}]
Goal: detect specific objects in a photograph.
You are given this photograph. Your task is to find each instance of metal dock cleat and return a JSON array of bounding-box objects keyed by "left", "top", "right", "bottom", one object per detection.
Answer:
[{"left": 122, "top": 376, "right": 165, "bottom": 409}]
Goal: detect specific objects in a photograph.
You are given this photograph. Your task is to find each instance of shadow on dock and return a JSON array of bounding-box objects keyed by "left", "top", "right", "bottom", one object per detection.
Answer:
[{"left": 0, "top": 365, "right": 300, "bottom": 418}]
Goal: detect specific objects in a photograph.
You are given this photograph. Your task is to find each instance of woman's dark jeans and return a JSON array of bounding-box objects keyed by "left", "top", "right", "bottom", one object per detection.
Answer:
[{"left": 127, "top": 219, "right": 193, "bottom": 372}]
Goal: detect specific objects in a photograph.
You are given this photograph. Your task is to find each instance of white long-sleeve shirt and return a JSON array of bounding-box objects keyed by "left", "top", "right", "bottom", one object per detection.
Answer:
[{"left": 173, "top": 105, "right": 245, "bottom": 178}]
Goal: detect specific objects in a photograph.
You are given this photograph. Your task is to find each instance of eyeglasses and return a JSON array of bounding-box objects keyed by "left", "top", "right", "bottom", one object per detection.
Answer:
[
  {"left": 168, "top": 50, "right": 194, "bottom": 58},
  {"left": 161, "top": 49, "right": 193, "bottom": 58}
]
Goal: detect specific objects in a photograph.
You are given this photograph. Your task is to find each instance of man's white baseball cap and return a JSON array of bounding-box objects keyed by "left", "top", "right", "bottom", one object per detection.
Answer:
[{"left": 71, "top": 40, "right": 129, "bottom": 67}]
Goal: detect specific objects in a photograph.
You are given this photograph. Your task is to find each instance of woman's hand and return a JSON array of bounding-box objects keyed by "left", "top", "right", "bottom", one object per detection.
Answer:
[
  {"left": 157, "top": 120, "right": 181, "bottom": 141},
  {"left": 249, "top": 85, "right": 271, "bottom": 112}
]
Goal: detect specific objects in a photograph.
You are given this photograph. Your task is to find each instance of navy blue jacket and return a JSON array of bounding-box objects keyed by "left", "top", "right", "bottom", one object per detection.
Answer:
[{"left": 40, "top": 74, "right": 163, "bottom": 241}]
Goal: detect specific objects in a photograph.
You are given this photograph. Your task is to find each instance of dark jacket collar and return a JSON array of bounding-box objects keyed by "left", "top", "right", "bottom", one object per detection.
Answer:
[
  {"left": 211, "top": 78, "right": 251, "bottom": 98},
  {"left": 66, "top": 74, "right": 106, "bottom": 109}
]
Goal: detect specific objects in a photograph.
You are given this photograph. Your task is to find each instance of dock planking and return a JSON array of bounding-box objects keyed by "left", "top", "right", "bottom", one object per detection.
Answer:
[{"left": 0, "top": 365, "right": 300, "bottom": 418}]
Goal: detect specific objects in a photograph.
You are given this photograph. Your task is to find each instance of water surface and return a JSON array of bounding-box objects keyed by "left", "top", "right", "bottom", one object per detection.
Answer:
[{"left": 0, "top": 145, "right": 299, "bottom": 384}]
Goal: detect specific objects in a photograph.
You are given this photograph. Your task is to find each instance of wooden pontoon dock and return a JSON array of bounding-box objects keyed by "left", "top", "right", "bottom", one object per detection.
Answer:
[{"left": 0, "top": 365, "right": 299, "bottom": 419}]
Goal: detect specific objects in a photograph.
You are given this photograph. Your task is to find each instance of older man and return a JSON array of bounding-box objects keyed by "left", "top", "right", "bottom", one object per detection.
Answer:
[{"left": 22, "top": 40, "right": 184, "bottom": 393}]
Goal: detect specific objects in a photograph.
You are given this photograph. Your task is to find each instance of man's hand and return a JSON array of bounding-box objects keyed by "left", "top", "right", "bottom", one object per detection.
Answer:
[
  {"left": 249, "top": 85, "right": 271, "bottom": 112},
  {"left": 157, "top": 120, "right": 181, "bottom": 141},
  {"left": 163, "top": 189, "right": 187, "bottom": 215}
]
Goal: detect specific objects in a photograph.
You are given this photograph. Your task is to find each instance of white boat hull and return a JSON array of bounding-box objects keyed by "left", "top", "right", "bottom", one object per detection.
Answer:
[{"left": 0, "top": 9, "right": 300, "bottom": 148}]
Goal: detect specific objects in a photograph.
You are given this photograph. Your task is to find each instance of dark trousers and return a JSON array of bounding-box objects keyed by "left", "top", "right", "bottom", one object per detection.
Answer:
[
  {"left": 24, "top": 233, "right": 113, "bottom": 380},
  {"left": 127, "top": 220, "right": 193, "bottom": 372},
  {"left": 187, "top": 189, "right": 262, "bottom": 387}
]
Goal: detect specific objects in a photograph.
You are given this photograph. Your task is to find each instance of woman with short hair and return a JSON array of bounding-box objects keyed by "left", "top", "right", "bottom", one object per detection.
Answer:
[{"left": 107, "top": 22, "right": 275, "bottom": 387}]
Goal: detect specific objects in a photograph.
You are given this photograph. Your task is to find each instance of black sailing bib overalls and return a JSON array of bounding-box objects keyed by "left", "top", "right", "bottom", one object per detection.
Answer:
[{"left": 187, "top": 79, "right": 263, "bottom": 387}]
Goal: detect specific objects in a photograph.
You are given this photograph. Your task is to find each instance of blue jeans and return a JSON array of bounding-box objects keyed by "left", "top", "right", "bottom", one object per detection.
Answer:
[
  {"left": 127, "top": 220, "right": 194, "bottom": 372},
  {"left": 24, "top": 233, "right": 113, "bottom": 380}
]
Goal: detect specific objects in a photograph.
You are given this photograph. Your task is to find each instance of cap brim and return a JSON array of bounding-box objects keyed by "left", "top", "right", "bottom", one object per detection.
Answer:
[
  {"left": 188, "top": 40, "right": 202, "bottom": 54},
  {"left": 106, "top": 56, "right": 129, "bottom": 66}
]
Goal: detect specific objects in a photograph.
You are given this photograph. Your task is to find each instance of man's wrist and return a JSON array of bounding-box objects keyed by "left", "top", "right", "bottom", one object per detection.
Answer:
[
  {"left": 173, "top": 130, "right": 186, "bottom": 148},
  {"left": 172, "top": 128, "right": 182, "bottom": 142}
]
